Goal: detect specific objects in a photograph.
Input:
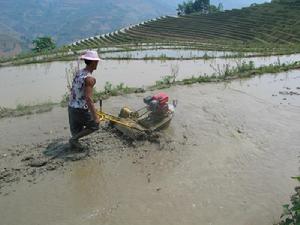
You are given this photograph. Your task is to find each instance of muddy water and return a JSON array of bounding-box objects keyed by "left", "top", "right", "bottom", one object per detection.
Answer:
[
  {"left": 229, "top": 70, "right": 300, "bottom": 107},
  {"left": 0, "top": 53, "right": 300, "bottom": 108},
  {"left": 0, "top": 72, "right": 300, "bottom": 225}
]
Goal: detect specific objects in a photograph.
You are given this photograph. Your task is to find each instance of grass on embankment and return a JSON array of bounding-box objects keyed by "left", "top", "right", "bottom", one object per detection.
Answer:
[
  {"left": 1, "top": 60, "right": 300, "bottom": 119},
  {"left": 150, "top": 60, "right": 300, "bottom": 89},
  {"left": 0, "top": 102, "right": 57, "bottom": 119}
]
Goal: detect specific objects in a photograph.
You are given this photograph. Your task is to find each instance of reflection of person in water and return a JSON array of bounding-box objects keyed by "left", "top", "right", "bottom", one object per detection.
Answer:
[{"left": 68, "top": 50, "right": 101, "bottom": 150}]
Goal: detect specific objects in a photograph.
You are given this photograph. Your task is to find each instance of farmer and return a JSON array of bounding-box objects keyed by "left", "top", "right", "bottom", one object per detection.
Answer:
[{"left": 68, "top": 50, "right": 101, "bottom": 150}]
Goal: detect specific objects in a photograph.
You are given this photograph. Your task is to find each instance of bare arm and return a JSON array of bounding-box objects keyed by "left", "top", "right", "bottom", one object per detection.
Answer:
[{"left": 85, "top": 76, "right": 99, "bottom": 123}]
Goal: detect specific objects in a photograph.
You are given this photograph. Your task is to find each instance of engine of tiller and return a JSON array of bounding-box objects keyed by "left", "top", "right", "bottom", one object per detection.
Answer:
[{"left": 143, "top": 92, "right": 170, "bottom": 116}]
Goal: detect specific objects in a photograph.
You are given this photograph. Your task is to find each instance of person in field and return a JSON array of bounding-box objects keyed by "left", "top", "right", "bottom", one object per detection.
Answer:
[{"left": 68, "top": 50, "right": 100, "bottom": 150}]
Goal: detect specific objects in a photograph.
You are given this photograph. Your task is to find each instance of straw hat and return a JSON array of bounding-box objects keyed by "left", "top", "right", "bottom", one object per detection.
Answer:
[{"left": 80, "top": 50, "right": 101, "bottom": 61}]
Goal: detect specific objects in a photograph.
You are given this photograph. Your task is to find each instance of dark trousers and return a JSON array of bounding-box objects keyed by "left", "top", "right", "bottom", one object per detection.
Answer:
[{"left": 68, "top": 106, "right": 99, "bottom": 137}]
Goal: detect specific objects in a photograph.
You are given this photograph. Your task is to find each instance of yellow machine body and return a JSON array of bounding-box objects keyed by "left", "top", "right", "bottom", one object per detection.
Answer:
[{"left": 96, "top": 99, "right": 174, "bottom": 139}]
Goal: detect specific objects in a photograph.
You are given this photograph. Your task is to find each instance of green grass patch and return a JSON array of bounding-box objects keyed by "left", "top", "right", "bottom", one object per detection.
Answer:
[
  {"left": 0, "top": 102, "right": 56, "bottom": 119},
  {"left": 277, "top": 176, "right": 300, "bottom": 225}
]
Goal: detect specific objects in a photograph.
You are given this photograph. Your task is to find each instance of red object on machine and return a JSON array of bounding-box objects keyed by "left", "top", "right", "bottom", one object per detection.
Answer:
[{"left": 152, "top": 93, "right": 169, "bottom": 106}]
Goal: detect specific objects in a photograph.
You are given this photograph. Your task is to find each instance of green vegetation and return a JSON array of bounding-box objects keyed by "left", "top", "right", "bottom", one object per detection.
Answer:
[
  {"left": 277, "top": 177, "right": 300, "bottom": 225},
  {"left": 177, "top": 0, "right": 223, "bottom": 16},
  {"left": 97, "top": 82, "right": 141, "bottom": 98},
  {"left": 155, "top": 75, "right": 177, "bottom": 87},
  {"left": 32, "top": 37, "right": 56, "bottom": 53},
  {"left": 152, "top": 60, "right": 300, "bottom": 89},
  {"left": 0, "top": 102, "right": 56, "bottom": 119}
]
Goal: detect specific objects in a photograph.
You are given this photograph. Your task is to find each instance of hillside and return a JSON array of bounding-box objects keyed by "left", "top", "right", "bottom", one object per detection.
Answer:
[
  {"left": 0, "top": 0, "right": 272, "bottom": 57},
  {"left": 0, "top": 23, "right": 30, "bottom": 57},
  {"left": 0, "top": 0, "right": 180, "bottom": 56},
  {"left": 71, "top": 0, "right": 300, "bottom": 52}
]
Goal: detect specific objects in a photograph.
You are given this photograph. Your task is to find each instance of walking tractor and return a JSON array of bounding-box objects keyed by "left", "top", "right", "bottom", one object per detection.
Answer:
[{"left": 96, "top": 93, "right": 177, "bottom": 139}]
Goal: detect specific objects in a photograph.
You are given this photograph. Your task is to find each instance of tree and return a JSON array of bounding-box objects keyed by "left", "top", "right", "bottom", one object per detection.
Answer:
[
  {"left": 203, "top": 0, "right": 210, "bottom": 12},
  {"left": 177, "top": 0, "right": 195, "bottom": 15},
  {"left": 217, "top": 3, "right": 224, "bottom": 12},
  {"left": 194, "top": 0, "right": 205, "bottom": 13},
  {"left": 177, "top": 3, "right": 185, "bottom": 15},
  {"left": 208, "top": 5, "right": 219, "bottom": 13},
  {"left": 32, "top": 36, "right": 56, "bottom": 53},
  {"left": 184, "top": 1, "right": 195, "bottom": 14},
  {"left": 177, "top": 0, "right": 221, "bottom": 16}
]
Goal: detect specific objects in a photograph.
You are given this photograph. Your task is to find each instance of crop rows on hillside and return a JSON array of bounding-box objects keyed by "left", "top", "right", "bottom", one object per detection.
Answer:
[{"left": 70, "top": 1, "right": 300, "bottom": 53}]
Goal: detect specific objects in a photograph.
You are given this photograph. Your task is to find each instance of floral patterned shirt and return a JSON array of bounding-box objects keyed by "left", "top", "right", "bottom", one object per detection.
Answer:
[{"left": 68, "top": 69, "right": 90, "bottom": 109}]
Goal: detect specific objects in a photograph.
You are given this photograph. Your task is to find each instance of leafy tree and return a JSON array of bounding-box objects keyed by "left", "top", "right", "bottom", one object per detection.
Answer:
[
  {"left": 202, "top": 0, "right": 210, "bottom": 12},
  {"left": 177, "top": 0, "right": 195, "bottom": 15},
  {"left": 193, "top": 0, "right": 210, "bottom": 13},
  {"left": 177, "top": 0, "right": 192, "bottom": 15},
  {"left": 32, "top": 36, "right": 56, "bottom": 53},
  {"left": 177, "top": 0, "right": 222, "bottom": 16},
  {"left": 194, "top": 0, "right": 205, "bottom": 13},
  {"left": 177, "top": 3, "right": 185, "bottom": 15},
  {"left": 217, "top": 3, "right": 224, "bottom": 12},
  {"left": 185, "top": 1, "right": 195, "bottom": 14},
  {"left": 208, "top": 4, "right": 219, "bottom": 13}
]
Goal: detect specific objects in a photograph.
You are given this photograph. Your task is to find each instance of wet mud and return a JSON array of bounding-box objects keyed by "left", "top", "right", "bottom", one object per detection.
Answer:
[
  {"left": 1, "top": 72, "right": 300, "bottom": 225},
  {"left": 0, "top": 127, "right": 169, "bottom": 193}
]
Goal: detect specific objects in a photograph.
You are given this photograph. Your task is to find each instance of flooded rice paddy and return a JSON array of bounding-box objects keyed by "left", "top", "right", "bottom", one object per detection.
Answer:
[
  {"left": 0, "top": 68, "right": 300, "bottom": 225},
  {"left": 0, "top": 50, "right": 300, "bottom": 225},
  {"left": 0, "top": 53, "right": 300, "bottom": 108},
  {"left": 100, "top": 49, "right": 240, "bottom": 59}
]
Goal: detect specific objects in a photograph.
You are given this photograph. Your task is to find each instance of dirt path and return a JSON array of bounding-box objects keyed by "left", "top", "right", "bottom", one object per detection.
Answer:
[{"left": 0, "top": 72, "right": 300, "bottom": 225}]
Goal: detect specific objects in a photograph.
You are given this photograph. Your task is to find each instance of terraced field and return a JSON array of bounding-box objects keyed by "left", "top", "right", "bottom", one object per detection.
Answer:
[
  {"left": 2, "top": 0, "right": 300, "bottom": 66},
  {"left": 71, "top": 0, "right": 300, "bottom": 53}
]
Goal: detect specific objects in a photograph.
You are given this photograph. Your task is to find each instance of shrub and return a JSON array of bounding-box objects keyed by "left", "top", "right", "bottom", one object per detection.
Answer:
[{"left": 278, "top": 177, "right": 300, "bottom": 225}]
